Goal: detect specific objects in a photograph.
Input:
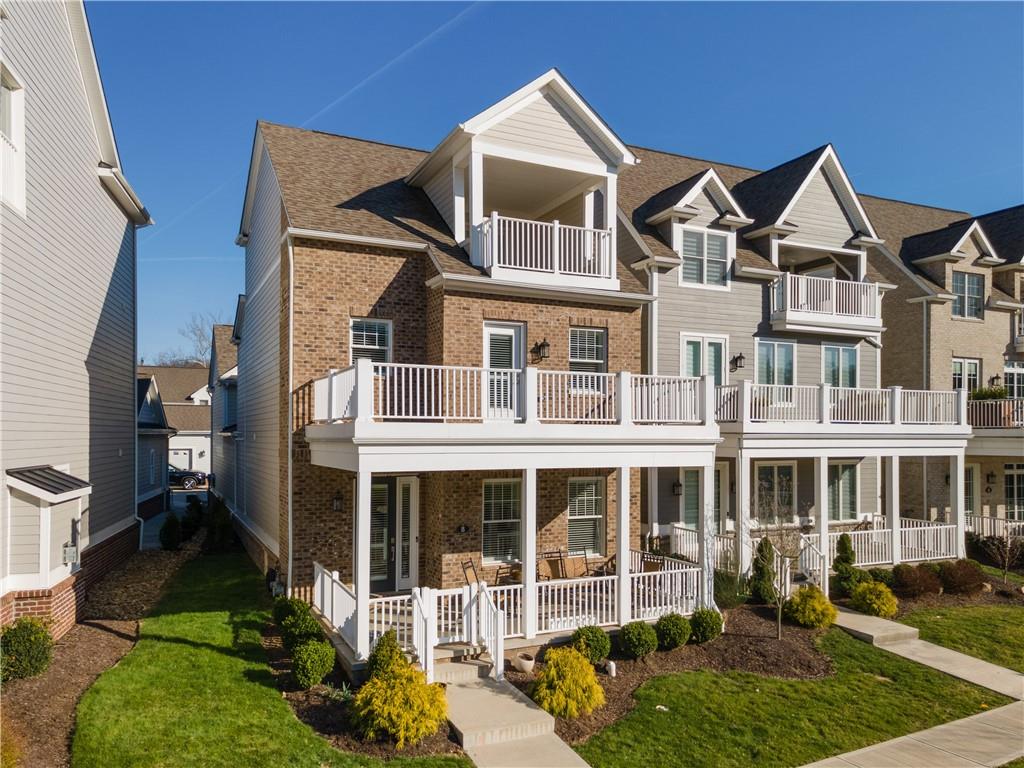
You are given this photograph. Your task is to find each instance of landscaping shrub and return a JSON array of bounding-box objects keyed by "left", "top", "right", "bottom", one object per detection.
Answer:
[
  {"left": 834, "top": 533, "right": 856, "bottom": 568},
  {"left": 713, "top": 569, "right": 748, "bottom": 610},
  {"left": 938, "top": 559, "right": 985, "bottom": 594},
  {"left": 750, "top": 538, "right": 777, "bottom": 604},
  {"left": 783, "top": 585, "right": 837, "bottom": 628},
  {"left": 850, "top": 581, "right": 898, "bottom": 618},
  {"left": 654, "top": 613, "right": 691, "bottom": 650},
  {"left": 0, "top": 617, "right": 53, "bottom": 682},
  {"left": 570, "top": 625, "right": 611, "bottom": 665},
  {"left": 832, "top": 562, "right": 872, "bottom": 598},
  {"left": 366, "top": 629, "right": 405, "bottom": 680},
  {"left": 159, "top": 512, "right": 181, "bottom": 551},
  {"left": 892, "top": 563, "right": 942, "bottom": 598},
  {"left": 272, "top": 596, "right": 309, "bottom": 627},
  {"left": 689, "top": 608, "right": 723, "bottom": 644},
  {"left": 206, "top": 497, "right": 235, "bottom": 552},
  {"left": 281, "top": 610, "right": 321, "bottom": 651},
  {"left": 867, "top": 568, "right": 895, "bottom": 588},
  {"left": 292, "top": 639, "right": 335, "bottom": 689},
  {"left": 181, "top": 501, "right": 203, "bottom": 541},
  {"left": 619, "top": 621, "right": 658, "bottom": 659},
  {"left": 919, "top": 561, "right": 942, "bottom": 577},
  {"left": 530, "top": 647, "right": 605, "bottom": 718},
  {"left": 352, "top": 661, "right": 447, "bottom": 748}
]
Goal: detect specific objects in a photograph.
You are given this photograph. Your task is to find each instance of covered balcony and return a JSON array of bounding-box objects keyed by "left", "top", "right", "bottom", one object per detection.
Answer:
[{"left": 770, "top": 272, "right": 882, "bottom": 335}]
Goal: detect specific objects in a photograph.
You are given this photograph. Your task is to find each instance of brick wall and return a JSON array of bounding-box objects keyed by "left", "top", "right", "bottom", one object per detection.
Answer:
[{"left": 901, "top": 454, "right": 1020, "bottom": 520}]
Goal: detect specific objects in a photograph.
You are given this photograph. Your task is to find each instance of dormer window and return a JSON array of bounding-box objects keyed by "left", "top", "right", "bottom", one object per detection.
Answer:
[
  {"left": 680, "top": 227, "right": 732, "bottom": 288},
  {"left": 952, "top": 271, "right": 983, "bottom": 319}
]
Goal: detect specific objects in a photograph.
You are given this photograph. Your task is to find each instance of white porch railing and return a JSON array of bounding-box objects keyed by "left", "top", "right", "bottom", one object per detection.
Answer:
[
  {"left": 966, "top": 513, "right": 1024, "bottom": 538},
  {"left": 772, "top": 273, "right": 880, "bottom": 320},
  {"left": 411, "top": 587, "right": 436, "bottom": 682},
  {"left": 537, "top": 371, "right": 617, "bottom": 423},
  {"left": 668, "top": 526, "right": 735, "bottom": 571},
  {"left": 827, "top": 527, "right": 893, "bottom": 567},
  {"left": 480, "top": 213, "right": 613, "bottom": 280},
  {"left": 312, "top": 562, "right": 358, "bottom": 650},
  {"left": 902, "top": 390, "right": 959, "bottom": 424},
  {"left": 716, "top": 384, "right": 739, "bottom": 422},
  {"left": 830, "top": 387, "right": 890, "bottom": 423},
  {"left": 487, "top": 583, "right": 525, "bottom": 638},
  {"left": 798, "top": 535, "right": 823, "bottom": 584},
  {"left": 631, "top": 375, "right": 702, "bottom": 424},
  {"left": 750, "top": 384, "right": 820, "bottom": 422},
  {"left": 900, "top": 519, "right": 958, "bottom": 561},
  {"left": 629, "top": 548, "right": 691, "bottom": 573},
  {"left": 536, "top": 575, "right": 617, "bottom": 633},
  {"left": 368, "top": 594, "right": 413, "bottom": 650},
  {"left": 478, "top": 584, "right": 506, "bottom": 681},
  {"left": 967, "top": 398, "right": 1024, "bottom": 429},
  {"left": 434, "top": 586, "right": 468, "bottom": 644},
  {"left": 630, "top": 567, "right": 701, "bottom": 620}
]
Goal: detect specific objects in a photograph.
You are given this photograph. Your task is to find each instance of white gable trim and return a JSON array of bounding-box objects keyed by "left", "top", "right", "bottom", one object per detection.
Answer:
[
  {"left": 953, "top": 221, "right": 1004, "bottom": 264},
  {"left": 645, "top": 169, "right": 753, "bottom": 227},
  {"left": 776, "top": 146, "right": 879, "bottom": 241}
]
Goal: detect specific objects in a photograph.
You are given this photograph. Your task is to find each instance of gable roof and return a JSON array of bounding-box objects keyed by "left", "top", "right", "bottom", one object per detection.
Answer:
[
  {"left": 136, "top": 375, "right": 172, "bottom": 431},
  {"left": 163, "top": 403, "right": 211, "bottom": 433},
  {"left": 731, "top": 145, "right": 828, "bottom": 233},
  {"left": 642, "top": 168, "right": 751, "bottom": 226},
  {"left": 138, "top": 365, "right": 209, "bottom": 403},
  {"left": 975, "top": 205, "right": 1024, "bottom": 265}
]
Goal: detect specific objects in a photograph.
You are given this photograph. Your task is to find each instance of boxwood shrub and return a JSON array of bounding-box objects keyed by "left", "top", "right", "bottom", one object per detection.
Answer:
[
  {"left": 292, "top": 639, "right": 335, "bottom": 689},
  {"left": 689, "top": 608, "right": 723, "bottom": 644},
  {"left": 570, "top": 625, "right": 611, "bottom": 665},
  {"left": 619, "top": 621, "right": 658, "bottom": 659},
  {"left": 0, "top": 617, "right": 53, "bottom": 682},
  {"left": 654, "top": 613, "right": 691, "bottom": 650}
]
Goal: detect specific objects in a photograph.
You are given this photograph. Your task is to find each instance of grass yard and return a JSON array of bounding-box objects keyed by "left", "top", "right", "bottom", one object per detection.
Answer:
[
  {"left": 72, "top": 551, "right": 469, "bottom": 768},
  {"left": 576, "top": 629, "right": 1009, "bottom": 768},
  {"left": 980, "top": 564, "right": 1024, "bottom": 587},
  {"left": 900, "top": 605, "right": 1024, "bottom": 674}
]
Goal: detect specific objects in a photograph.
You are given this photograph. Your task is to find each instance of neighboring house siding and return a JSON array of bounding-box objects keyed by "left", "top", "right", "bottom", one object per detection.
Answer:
[
  {"left": 136, "top": 435, "right": 167, "bottom": 500},
  {"left": 480, "top": 92, "right": 606, "bottom": 163},
  {"left": 779, "top": 169, "right": 855, "bottom": 248},
  {"left": 237, "top": 144, "right": 282, "bottom": 554},
  {"left": 169, "top": 432, "right": 211, "bottom": 473},
  {"left": 210, "top": 376, "right": 237, "bottom": 509},
  {"left": 423, "top": 165, "right": 455, "bottom": 234},
  {"left": 0, "top": 0, "right": 135, "bottom": 587}
]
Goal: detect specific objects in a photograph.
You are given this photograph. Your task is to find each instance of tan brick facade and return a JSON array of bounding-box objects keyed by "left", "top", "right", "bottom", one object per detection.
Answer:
[{"left": 900, "top": 455, "right": 1021, "bottom": 521}]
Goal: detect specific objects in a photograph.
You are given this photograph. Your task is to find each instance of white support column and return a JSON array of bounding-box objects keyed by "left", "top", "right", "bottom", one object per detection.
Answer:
[
  {"left": 819, "top": 383, "right": 831, "bottom": 425},
  {"left": 815, "top": 455, "right": 830, "bottom": 596},
  {"left": 699, "top": 463, "right": 717, "bottom": 609},
  {"left": 452, "top": 162, "right": 466, "bottom": 244},
  {"left": 885, "top": 455, "right": 902, "bottom": 565},
  {"left": 523, "top": 367, "right": 539, "bottom": 425},
  {"left": 856, "top": 250, "right": 867, "bottom": 281},
  {"left": 354, "top": 469, "right": 371, "bottom": 658},
  {"left": 522, "top": 467, "right": 538, "bottom": 639},
  {"left": 616, "top": 465, "right": 631, "bottom": 626},
  {"left": 950, "top": 453, "right": 966, "bottom": 558},
  {"left": 645, "top": 467, "right": 657, "bottom": 539},
  {"left": 468, "top": 150, "right": 484, "bottom": 266},
  {"left": 603, "top": 174, "right": 617, "bottom": 271},
  {"left": 735, "top": 451, "right": 751, "bottom": 576}
]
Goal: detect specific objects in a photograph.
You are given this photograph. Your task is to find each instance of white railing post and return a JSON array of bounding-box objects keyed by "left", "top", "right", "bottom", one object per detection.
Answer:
[
  {"left": 890, "top": 386, "right": 903, "bottom": 425},
  {"left": 950, "top": 453, "right": 967, "bottom": 558},
  {"left": 617, "top": 371, "right": 633, "bottom": 426},
  {"left": 326, "top": 368, "right": 337, "bottom": 422},
  {"left": 330, "top": 569, "right": 341, "bottom": 627},
  {"left": 551, "top": 220, "right": 561, "bottom": 275},
  {"left": 524, "top": 367, "right": 539, "bottom": 425},
  {"left": 522, "top": 467, "right": 538, "bottom": 639},
  {"left": 814, "top": 456, "right": 830, "bottom": 596},
  {"left": 354, "top": 469, "right": 372, "bottom": 658},
  {"left": 616, "top": 466, "right": 632, "bottom": 626},
  {"left": 700, "top": 375, "right": 714, "bottom": 426},
  {"left": 886, "top": 456, "right": 902, "bottom": 565},
  {"left": 489, "top": 211, "right": 499, "bottom": 268},
  {"left": 462, "top": 583, "right": 476, "bottom": 644},
  {"left": 740, "top": 379, "right": 753, "bottom": 429},
  {"left": 354, "top": 358, "right": 374, "bottom": 423},
  {"left": 819, "top": 383, "right": 831, "bottom": 425},
  {"left": 957, "top": 388, "right": 969, "bottom": 426}
]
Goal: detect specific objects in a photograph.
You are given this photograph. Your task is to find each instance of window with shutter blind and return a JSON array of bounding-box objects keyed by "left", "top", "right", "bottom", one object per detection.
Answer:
[
  {"left": 679, "top": 227, "right": 733, "bottom": 288},
  {"left": 569, "top": 328, "right": 607, "bottom": 392},
  {"left": 680, "top": 470, "right": 700, "bottom": 529},
  {"left": 828, "top": 463, "right": 858, "bottom": 521},
  {"left": 350, "top": 319, "right": 391, "bottom": 363},
  {"left": 567, "top": 478, "right": 604, "bottom": 555},
  {"left": 482, "top": 480, "right": 521, "bottom": 563},
  {"left": 757, "top": 340, "right": 795, "bottom": 386}
]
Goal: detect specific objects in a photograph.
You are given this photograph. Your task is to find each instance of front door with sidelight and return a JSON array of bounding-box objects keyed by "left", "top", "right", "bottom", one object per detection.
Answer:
[{"left": 368, "top": 477, "right": 419, "bottom": 593}]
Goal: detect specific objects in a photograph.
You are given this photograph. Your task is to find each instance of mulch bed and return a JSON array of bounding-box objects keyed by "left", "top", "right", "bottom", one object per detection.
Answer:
[
  {"left": 894, "top": 579, "right": 1024, "bottom": 617},
  {"left": 261, "top": 623, "right": 464, "bottom": 760},
  {"left": 506, "top": 604, "right": 833, "bottom": 745},
  {"left": 1, "top": 530, "right": 205, "bottom": 768}
]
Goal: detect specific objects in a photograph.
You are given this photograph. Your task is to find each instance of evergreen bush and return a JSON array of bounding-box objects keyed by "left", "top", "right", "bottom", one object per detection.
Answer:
[
  {"left": 570, "top": 625, "right": 611, "bottom": 665},
  {"left": 292, "top": 639, "right": 335, "bottom": 689},
  {"left": 352, "top": 662, "right": 447, "bottom": 748},
  {"left": 783, "top": 585, "right": 837, "bottom": 628},
  {"left": 750, "top": 538, "right": 777, "bottom": 604},
  {"left": 0, "top": 617, "right": 53, "bottom": 682},
  {"left": 689, "top": 608, "right": 723, "bottom": 644},
  {"left": 530, "top": 647, "right": 605, "bottom": 718},
  {"left": 619, "top": 621, "right": 658, "bottom": 659},
  {"left": 159, "top": 513, "right": 181, "bottom": 551},
  {"left": 654, "top": 613, "right": 691, "bottom": 650}
]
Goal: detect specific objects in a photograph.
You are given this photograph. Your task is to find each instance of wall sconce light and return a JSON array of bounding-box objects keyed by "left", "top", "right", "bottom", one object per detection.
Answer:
[
  {"left": 986, "top": 471, "right": 997, "bottom": 485},
  {"left": 456, "top": 523, "right": 470, "bottom": 534},
  {"left": 332, "top": 493, "right": 342, "bottom": 512},
  {"left": 672, "top": 481, "right": 683, "bottom": 496},
  {"left": 730, "top": 353, "right": 746, "bottom": 372},
  {"left": 532, "top": 338, "right": 551, "bottom": 361},
  {"left": 989, "top": 374, "right": 1002, "bottom": 387}
]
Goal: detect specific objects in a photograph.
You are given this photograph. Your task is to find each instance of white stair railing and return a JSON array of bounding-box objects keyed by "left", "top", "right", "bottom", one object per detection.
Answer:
[
  {"left": 478, "top": 583, "right": 506, "bottom": 681},
  {"left": 411, "top": 587, "right": 436, "bottom": 683},
  {"left": 312, "top": 562, "right": 358, "bottom": 650}
]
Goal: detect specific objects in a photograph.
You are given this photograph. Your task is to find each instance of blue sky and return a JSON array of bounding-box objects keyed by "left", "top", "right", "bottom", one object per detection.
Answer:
[{"left": 86, "top": 1, "right": 1024, "bottom": 362}]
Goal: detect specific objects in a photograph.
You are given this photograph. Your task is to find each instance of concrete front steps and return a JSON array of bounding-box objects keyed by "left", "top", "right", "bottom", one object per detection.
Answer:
[{"left": 438, "top": 650, "right": 589, "bottom": 768}]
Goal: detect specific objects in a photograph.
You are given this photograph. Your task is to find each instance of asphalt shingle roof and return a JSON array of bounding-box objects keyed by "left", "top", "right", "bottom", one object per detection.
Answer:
[
  {"left": 163, "top": 403, "right": 211, "bottom": 433},
  {"left": 137, "top": 365, "right": 209, "bottom": 403}
]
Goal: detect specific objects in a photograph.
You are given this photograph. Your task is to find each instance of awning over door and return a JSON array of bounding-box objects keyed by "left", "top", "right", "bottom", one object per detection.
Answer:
[{"left": 5, "top": 465, "right": 92, "bottom": 504}]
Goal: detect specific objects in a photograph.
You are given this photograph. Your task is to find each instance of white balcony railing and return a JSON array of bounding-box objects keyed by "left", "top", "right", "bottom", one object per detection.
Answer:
[
  {"left": 967, "top": 398, "right": 1024, "bottom": 429},
  {"left": 480, "top": 213, "right": 613, "bottom": 280},
  {"left": 313, "top": 359, "right": 710, "bottom": 427},
  {"left": 772, "top": 273, "right": 880, "bottom": 321},
  {"left": 714, "top": 381, "right": 968, "bottom": 427}
]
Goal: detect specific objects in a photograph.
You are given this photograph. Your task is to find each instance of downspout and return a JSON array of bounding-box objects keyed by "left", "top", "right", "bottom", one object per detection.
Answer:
[
  {"left": 133, "top": 223, "right": 144, "bottom": 548},
  {"left": 286, "top": 235, "right": 295, "bottom": 593},
  {"left": 921, "top": 301, "right": 929, "bottom": 518}
]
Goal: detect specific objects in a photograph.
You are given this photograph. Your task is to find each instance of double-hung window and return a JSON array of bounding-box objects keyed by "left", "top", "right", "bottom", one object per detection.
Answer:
[
  {"left": 567, "top": 478, "right": 605, "bottom": 556},
  {"left": 1006, "top": 464, "right": 1024, "bottom": 521},
  {"left": 569, "top": 327, "right": 607, "bottom": 391},
  {"left": 682, "top": 335, "right": 727, "bottom": 387},
  {"left": 680, "top": 228, "right": 731, "bottom": 288},
  {"left": 952, "top": 272, "right": 984, "bottom": 319},
  {"left": 350, "top": 319, "right": 391, "bottom": 363},
  {"left": 952, "top": 358, "right": 980, "bottom": 393},
  {"left": 823, "top": 345, "right": 857, "bottom": 388},
  {"left": 828, "top": 463, "right": 858, "bottom": 521},
  {"left": 482, "top": 480, "right": 521, "bottom": 562},
  {"left": 757, "top": 341, "right": 795, "bottom": 386},
  {"left": 1005, "top": 362, "right": 1024, "bottom": 399}
]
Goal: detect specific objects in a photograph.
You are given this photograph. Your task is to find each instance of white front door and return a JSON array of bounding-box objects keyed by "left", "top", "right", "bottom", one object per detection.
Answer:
[
  {"left": 396, "top": 477, "right": 419, "bottom": 591},
  {"left": 484, "top": 323, "right": 523, "bottom": 420}
]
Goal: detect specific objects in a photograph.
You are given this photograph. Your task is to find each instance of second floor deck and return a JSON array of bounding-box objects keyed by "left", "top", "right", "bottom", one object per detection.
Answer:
[{"left": 770, "top": 273, "right": 883, "bottom": 336}]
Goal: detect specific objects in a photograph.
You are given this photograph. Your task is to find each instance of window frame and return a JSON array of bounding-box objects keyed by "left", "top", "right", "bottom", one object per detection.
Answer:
[
  {"left": 964, "top": 463, "right": 981, "bottom": 517},
  {"left": 752, "top": 461, "right": 798, "bottom": 524},
  {"left": 952, "top": 357, "right": 981, "bottom": 393},
  {"left": 1004, "top": 362, "right": 1024, "bottom": 399},
  {"left": 0, "top": 62, "right": 25, "bottom": 214},
  {"left": 566, "top": 476, "right": 606, "bottom": 557},
  {"left": 755, "top": 339, "right": 797, "bottom": 386},
  {"left": 349, "top": 318, "right": 392, "bottom": 365},
  {"left": 481, "top": 479, "right": 522, "bottom": 564},
  {"left": 952, "top": 271, "right": 985, "bottom": 320},
  {"left": 827, "top": 460, "right": 859, "bottom": 522},
  {"left": 569, "top": 327, "right": 608, "bottom": 393},
  {"left": 676, "top": 224, "right": 735, "bottom": 291},
  {"left": 1006, "top": 464, "right": 1024, "bottom": 521},
  {"left": 680, "top": 333, "right": 729, "bottom": 387},
  {"left": 821, "top": 343, "right": 859, "bottom": 388}
]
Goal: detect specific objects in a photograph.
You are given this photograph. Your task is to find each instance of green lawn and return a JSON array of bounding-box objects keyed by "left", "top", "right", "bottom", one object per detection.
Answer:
[
  {"left": 980, "top": 564, "right": 1024, "bottom": 587},
  {"left": 900, "top": 605, "right": 1024, "bottom": 674},
  {"left": 72, "top": 551, "right": 469, "bottom": 768},
  {"left": 576, "top": 630, "right": 1008, "bottom": 768}
]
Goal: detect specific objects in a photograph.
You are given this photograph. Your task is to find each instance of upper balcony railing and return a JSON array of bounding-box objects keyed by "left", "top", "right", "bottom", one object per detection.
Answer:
[
  {"left": 967, "top": 398, "right": 1024, "bottom": 429},
  {"left": 715, "top": 381, "right": 968, "bottom": 428},
  {"left": 478, "top": 212, "right": 614, "bottom": 283},
  {"left": 313, "top": 358, "right": 711, "bottom": 427},
  {"left": 771, "top": 273, "right": 881, "bottom": 332}
]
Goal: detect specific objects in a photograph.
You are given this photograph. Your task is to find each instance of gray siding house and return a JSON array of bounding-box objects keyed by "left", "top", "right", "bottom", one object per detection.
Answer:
[{"left": 0, "top": 0, "right": 148, "bottom": 637}]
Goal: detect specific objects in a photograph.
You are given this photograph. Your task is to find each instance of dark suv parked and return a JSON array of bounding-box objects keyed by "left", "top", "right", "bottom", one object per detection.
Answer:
[{"left": 168, "top": 466, "right": 207, "bottom": 490}]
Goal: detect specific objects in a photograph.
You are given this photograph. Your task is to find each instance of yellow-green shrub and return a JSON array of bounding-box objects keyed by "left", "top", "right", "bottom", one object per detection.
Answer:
[
  {"left": 783, "top": 585, "right": 837, "bottom": 628},
  {"left": 531, "top": 647, "right": 605, "bottom": 719},
  {"left": 850, "top": 581, "right": 898, "bottom": 618},
  {"left": 352, "top": 661, "right": 447, "bottom": 748}
]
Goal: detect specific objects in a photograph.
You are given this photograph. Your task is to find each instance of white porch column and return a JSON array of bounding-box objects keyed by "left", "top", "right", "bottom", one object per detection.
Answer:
[
  {"left": 735, "top": 451, "right": 751, "bottom": 576},
  {"left": 699, "top": 463, "right": 717, "bottom": 609},
  {"left": 645, "top": 467, "right": 657, "bottom": 540},
  {"left": 522, "top": 467, "right": 538, "bottom": 639},
  {"left": 616, "top": 465, "right": 632, "bottom": 626},
  {"left": 815, "top": 455, "right": 830, "bottom": 596},
  {"left": 602, "top": 174, "right": 617, "bottom": 269},
  {"left": 950, "top": 453, "right": 966, "bottom": 558},
  {"left": 885, "top": 456, "right": 902, "bottom": 564},
  {"left": 468, "top": 151, "right": 484, "bottom": 266},
  {"left": 354, "top": 469, "right": 371, "bottom": 658}
]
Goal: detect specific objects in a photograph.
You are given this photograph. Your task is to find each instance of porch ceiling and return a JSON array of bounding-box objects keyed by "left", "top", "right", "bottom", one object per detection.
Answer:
[{"left": 483, "top": 155, "right": 598, "bottom": 219}]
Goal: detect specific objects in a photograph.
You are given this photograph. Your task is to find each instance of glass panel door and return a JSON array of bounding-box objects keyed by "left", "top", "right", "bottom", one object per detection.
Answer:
[
  {"left": 395, "top": 478, "right": 418, "bottom": 590},
  {"left": 369, "top": 483, "right": 391, "bottom": 587},
  {"left": 706, "top": 341, "right": 724, "bottom": 387},
  {"left": 486, "top": 325, "right": 522, "bottom": 420}
]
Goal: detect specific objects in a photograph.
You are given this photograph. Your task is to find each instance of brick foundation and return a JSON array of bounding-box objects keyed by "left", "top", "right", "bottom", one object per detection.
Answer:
[{"left": 0, "top": 521, "right": 139, "bottom": 639}]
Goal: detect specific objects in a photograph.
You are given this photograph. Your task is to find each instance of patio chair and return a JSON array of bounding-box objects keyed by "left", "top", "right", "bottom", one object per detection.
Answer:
[
  {"left": 538, "top": 549, "right": 567, "bottom": 581},
  {"left": 493, "top": 563, "right": 520, "bottom": 585},
  {"left": 641, "top": 558, "right": 663, "bottom": 573},
  {"left": 461, "top": 559, "right": 479, "bottom": 586}
]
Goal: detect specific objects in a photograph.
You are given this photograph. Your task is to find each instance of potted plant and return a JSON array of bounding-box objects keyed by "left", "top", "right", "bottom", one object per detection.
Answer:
[{"left": 513, "top": 652, "right": 535, "bottom": 673}]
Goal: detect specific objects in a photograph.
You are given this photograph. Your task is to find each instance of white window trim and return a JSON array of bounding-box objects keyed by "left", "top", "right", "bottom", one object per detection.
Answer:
[
  {"left": 676, "top": 223, "right": 735, "bottom": 292},
  {"left": 754, "top": 338, "right": 798, "bottom": 386},
  {"left": 951, "top": 271, "right": 985, "bottom": 320},
  {"left": 952, "top": 356, "right": 981, "bottom": 392},
  {"left": 828, "top": 460, "right": 860, "bottom": 523},
  {"left": 753, "top": 460, "right": 798, "bottom": 523},
  {"left": 820, "top": 342, "right": 860, "bottom": 388},
  {"left": 679, "top": 332, "right": 729, "bottom": 386},
  {"left": 0, "top": 60, "right": 26, "bottom": 215},
  {"left": 349, "top": 318, "right": 392, "bottom": 365},
  {"left": 481, "top": 478, "right": 522, "bottom": 565},
  {"left": 566, "top": 476, "right": 605, "bottom": 556},
  {"left": 1006, "top": 464, "right": 1024, "bottom": 521},
  {"left": 568, "top": 327, "right": 608, "bottom": 375},
  {"left": 964, "top": 462, "right": 981, "bottom": 517}
]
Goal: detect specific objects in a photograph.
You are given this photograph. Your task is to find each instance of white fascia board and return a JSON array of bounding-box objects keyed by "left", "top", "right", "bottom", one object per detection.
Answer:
[
  {"left": 678, "top": 169, "right": 750, "bottom": 220},
  {"left": 907, "top": 293, "right": 954, "bottom": 304},
  {"left": 735, "top": 264, "right": 781, "bottom": 280},
  {"left": 913, "top": 252, "right": 961, "bottom": 265},
  {"left": 743, "top": 223, "right": 798, "bottom": 240},
  {"left": 218, "top": 365, "right": 239, "bottom": 382},
  {"left": 286, "top": 227, "right": 429, "bottom": 252},
  {"left": 989, "top": 298, "right": 1024, "bottom": 310},
  {"left": 873, "top": 242, "right": 942, "bottom": 299},
  {"left": 425, "top": 272, "right": 652, "bottom": 306},
  {"left": 953, "top": 220, "right": 1003, "bottom": 263},
  {"left": 238, "top": 128, "right": 267, "bottom": 240},
  {"left": 97, "top": 167, "right": 151, "bottom": 225},
  {"left": 6, "top": 476, "right": 92, "bottom": 505},
  {"left": 405, "top": 125, "right": 466, "bottom": 186},
  {"left": 644, "top": 205, "right": 700, "bottom": 226},
  {"left": 992, "top": 262, "right": 1024, "bottom": 272}
]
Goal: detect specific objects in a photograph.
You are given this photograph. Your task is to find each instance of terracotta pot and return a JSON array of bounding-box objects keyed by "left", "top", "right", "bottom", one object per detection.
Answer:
[{"left": 513, "top": 652, "right": 535, "bottom": 674}]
